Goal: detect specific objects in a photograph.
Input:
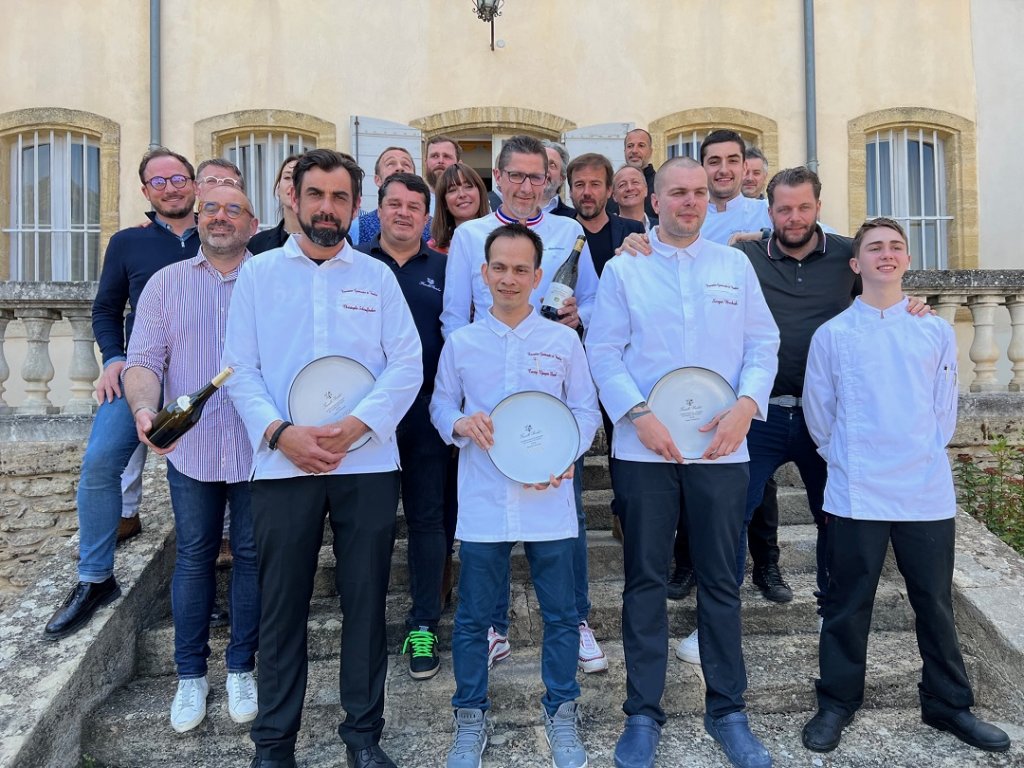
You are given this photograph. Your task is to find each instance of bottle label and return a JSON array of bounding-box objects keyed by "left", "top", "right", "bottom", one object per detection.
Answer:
[
  {"left": 176, "top": 395, "right": 191, "bottom": 410},
  {"left": 545, "top": 282, "right": 574, "bottom": 310}
]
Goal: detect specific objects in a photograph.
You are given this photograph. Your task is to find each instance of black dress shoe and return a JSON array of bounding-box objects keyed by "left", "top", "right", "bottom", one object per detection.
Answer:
[
  {"left": 802, "top": 709, "right": 854, "bottom": 752},
  {"left": 923, "top": 710, "right": 1011, "bottom": 752},
  {"left": 666, "top": 566, "right": 696, "bottom": 600},
  {"left": 752, "top": 562, "right": 793, "bottom": 603},
  {"left": 346, "top": 744, "right": 397, "bottom": 768},
  {"left": 43, "top": 576, "right": 121, "bottom": 640},
  {"left": 248, "top": 756, "right": 297, "bottom": 768}
]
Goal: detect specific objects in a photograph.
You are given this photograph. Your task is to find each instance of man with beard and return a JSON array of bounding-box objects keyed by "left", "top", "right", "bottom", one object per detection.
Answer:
[
  {"left": 567, "top": 153, "right": 644, "bottom": 276},
  {"left": 44, "top": 147, "right": 200, "bottom": 640},
  {"left": 223, "top": 149, "right": 422, "bottom": 768},
  {"left": 424, "top": 135, "right": 462, "bottom": 211},
  {"left": 541, "top": 140, "right": 577, "bottom": 218}
]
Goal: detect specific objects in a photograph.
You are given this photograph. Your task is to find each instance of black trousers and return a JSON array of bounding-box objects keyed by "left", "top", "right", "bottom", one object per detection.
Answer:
[
  {"left": 817, "top": 515, "right": 974, "bottom": 719},
  {"left": 614, "top": 459, "right": 749, "bottom": 722},
  {"left": 249, "top": 472, "right": 400, "bottom": 759}
]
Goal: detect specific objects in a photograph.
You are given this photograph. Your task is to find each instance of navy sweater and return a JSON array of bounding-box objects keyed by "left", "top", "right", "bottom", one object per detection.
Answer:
[{"left": 91, "top": 212, "right": 199, "bottom": 365}]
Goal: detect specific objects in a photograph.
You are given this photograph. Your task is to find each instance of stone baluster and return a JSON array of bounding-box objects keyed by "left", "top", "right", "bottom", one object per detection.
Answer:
[
  {"left": 1006, "top": 294, "right": 1024, "bottom": 393},
  {"left": 966, "top": 295, "right": 1003, "bottom": 392},
  {"left": 62, "top": 308, "right": 100, "bottom": 414},
  {"left": 929, "top": 293, "right": 965, "bottom": 327},
  {"left": 0, "top": 309, "right": 12, "bottom": 414},
  {"left": 15, "top": 308, "right": 60, "bottom": 414}
]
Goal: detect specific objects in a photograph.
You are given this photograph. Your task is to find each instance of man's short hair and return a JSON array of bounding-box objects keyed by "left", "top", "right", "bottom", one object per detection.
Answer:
[
  {"left": 699, "top": 129, "right": 746, "bottom": 163},
  {"left": 567, "top": 153, "right": 614, "bottom": 187},
  {"left": 196, "top": 158, "right": 246, "bottom": 190},
  {"left": 744, "top": 146, "right": 768, "bottom": 167},
  {"left": 138, "top": 146, "right": 194, "bottom": 184},
  {"left": 373, "top": 146, "right": 415, "bottom": 177},
  {"left": 852, "top": 216, "right": 907, "bottom": 259},
  {"left": 541, "top": 140, "right": 571, "bottom": 181},
  {"left": 378, "top": 172, "right": 431, "bottom": 211},
  {"left": 426, "top": 134, "right": 463, "bottom": 160},
  {"left": 766, "top": 166, "right": 822, "bottom": 206},
  {"left": 496, "top": 135, "right": 547, "bottom": 172},
  {"left": 653, "top": 156, "right": 702, "bottom": 195},
  {"left": 485, "top": 221, "right": 543, "bottom": 268},
  {"left": 293, "top": 149, "right": 364, "bottom": 199},
  {"left": 624, "top": 128, "right": 653, "bottom": 146}
]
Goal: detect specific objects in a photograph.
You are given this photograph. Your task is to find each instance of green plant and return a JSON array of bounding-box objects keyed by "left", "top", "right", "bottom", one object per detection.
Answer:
[{"left": 954, "top": 435, "right": 1024, "bottom": 555}]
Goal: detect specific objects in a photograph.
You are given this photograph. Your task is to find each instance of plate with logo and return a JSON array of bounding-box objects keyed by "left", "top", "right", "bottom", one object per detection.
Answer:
[
  {"left": 647, "top": 367, "right": 738, "bottom": 459},
  {"left": 487, "top": 391, "right": 580, "bottom": 485},
  {"left": 287, "top": 356, "right": 376, "bottom": 451}
]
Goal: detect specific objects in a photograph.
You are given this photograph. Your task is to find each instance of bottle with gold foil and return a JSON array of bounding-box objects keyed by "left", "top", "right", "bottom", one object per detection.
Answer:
[{"left": 147, "top": 367, "right": 233, "bottom": 449}]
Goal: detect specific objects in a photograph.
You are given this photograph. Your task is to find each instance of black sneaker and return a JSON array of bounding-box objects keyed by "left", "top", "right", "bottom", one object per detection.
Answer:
[
  {"left": 402, "top": 626, "right": 440, "bottom": 680},
  {"left": 752, "top": 562, "right": 793, "bottom": 603},
  {"left": 666, "top": 567, "right": 696, "bottom": 601}
]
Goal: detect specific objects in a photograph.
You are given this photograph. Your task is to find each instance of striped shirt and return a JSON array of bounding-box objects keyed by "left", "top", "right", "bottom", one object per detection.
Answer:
[{"left": 125, "top": 249, "right": 252, "bottom": 483}]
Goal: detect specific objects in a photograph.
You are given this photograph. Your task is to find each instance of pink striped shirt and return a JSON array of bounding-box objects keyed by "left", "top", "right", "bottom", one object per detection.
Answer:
[{"left": 125, "top": 249, "right": 252, "bottom": 483}]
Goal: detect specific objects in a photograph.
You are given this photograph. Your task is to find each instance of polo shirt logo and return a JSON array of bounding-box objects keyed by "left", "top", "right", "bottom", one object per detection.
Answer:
[{"left": 419, "top": 277, "right": 441, "bottom": 293}]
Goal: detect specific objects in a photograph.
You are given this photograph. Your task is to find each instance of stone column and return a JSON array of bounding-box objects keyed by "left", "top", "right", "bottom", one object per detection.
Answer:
[
  {"left": 966, "top": 295, "right": 1003, "bottom": 393},
  {"left": 0, "top": 309, "right": 12, "bottom": 414},
  {"left": 1006, "top": 294, "right": 1024, "bottom": 393},
  {"left": 62, "top": 308, "right": 100, "bottom": 414},
  {"left": 15, "top": 308, "right": 60, "bottom": 414},
  {"left": 930, "top": 293, "right": 965, "bottom": 327}
]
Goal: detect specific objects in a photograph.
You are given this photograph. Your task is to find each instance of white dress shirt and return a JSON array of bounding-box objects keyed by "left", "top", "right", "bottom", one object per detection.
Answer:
[
  {"left": 702, "top": 194, "right": 772, "bottom": 245},
  {"left": 802, "top": 296, "right": 959, "bottom": 521},
  {"left": 585, "top": 228, "right": 779, "bottom": 464},
  {"left": 441, "top": 211, "right": 600, "bottom": 338},
  {"left": 430, "top": 308, "right": 601, "bottom": 542},
  {"left": 221, "top": 236, "right": 422, "bottom": 480}
]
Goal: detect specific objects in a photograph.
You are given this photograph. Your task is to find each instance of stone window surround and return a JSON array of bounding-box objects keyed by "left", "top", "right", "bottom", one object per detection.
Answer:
[{"left": 194, "top": 109, "right": 336, "bottom": 170}]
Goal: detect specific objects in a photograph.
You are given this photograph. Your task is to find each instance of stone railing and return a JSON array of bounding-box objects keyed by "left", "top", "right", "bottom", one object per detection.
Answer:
[
  {"left": 905, "top": 270, "right": 1024, "bottom": 393},
  {"left": 0, "top": 282, "right": 99, "bottom": 415}
]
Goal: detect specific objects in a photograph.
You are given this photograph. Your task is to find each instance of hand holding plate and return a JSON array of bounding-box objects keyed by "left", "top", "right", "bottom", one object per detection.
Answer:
[
  {"left": 455, "top": 412, "right": 494, "bottom": 450},
  {"left": 278, "top": 424, "right": 346, "bottom": 475},
  {"left": 318, "top": 414, "right": 370, "bottom": 456},
  {"left": 522, "top": 462, "right": 575, "bottom": 490},
  {"left": 700, "top": 396, "right": 758, "bottom": 460},
  {"left": 633, "top": 411, "right": 685, "bottom": 463}
]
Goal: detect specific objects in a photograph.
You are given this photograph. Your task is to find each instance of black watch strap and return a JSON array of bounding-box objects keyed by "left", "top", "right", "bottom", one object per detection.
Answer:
[{"left": 268, "top": 420, "right": 292, "bottom": 450}]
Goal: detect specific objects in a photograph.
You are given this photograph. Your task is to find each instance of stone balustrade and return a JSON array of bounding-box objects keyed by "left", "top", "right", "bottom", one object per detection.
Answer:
[{"left": 905, "top": 270, "right": 1024, "bottom": 393}]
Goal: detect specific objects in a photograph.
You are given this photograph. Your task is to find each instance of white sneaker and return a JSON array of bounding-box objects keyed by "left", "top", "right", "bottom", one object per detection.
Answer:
[
  {"left": 170, "top": 676, "right": 209, "bottom": 733},
  {"left": 578, "top": 621, "right": 608, "bottom": 673},
  {"left": 487, "top": 626, "right": 511, "bottom": 669},
  {"left": 227, "top": 671, "right": 259, "bottom": 724},
  {"left": 675, "top": 629, "right": 700, "bottom": 665}
]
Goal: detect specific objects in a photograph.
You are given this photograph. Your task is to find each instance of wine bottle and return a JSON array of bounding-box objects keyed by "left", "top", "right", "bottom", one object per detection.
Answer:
[
  {"left": 541, "top": 234, "right": 587, "bottom": 321},
  {"left": 146, "top": 367, "right": 234, "bottom": 449}
]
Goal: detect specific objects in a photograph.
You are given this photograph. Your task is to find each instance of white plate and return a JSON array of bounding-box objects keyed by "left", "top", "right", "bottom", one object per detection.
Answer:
[
  {"left": 647, "top": 367, "right": 738, "bottom": 459},
  {"left": 487, "top": 391, "right": 580, "bottom": 485},
  {"left": 287, "top": 356, "right": 376, "bottom": 451}
]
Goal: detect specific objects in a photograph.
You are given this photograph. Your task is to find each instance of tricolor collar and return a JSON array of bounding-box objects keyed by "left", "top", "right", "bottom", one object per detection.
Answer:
[{"left": 495, "top": 207, "right": 544, "bottom": 227}]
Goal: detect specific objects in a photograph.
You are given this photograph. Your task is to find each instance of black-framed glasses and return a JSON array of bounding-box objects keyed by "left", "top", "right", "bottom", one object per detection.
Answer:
[
  {"left": 198, "top": 175, "right": 243, "bottom": 188},
  {"left": 199, "top": 201, "right": 253, "bottom": 219},
  {"left": 145, "top": 174, "right": 191, "bottom": 190},
  {"left": 500, "top": 169, "right": 547, "bottom": 187}
]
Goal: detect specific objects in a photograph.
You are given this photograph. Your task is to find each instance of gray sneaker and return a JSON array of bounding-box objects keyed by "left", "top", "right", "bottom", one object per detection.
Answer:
[
  {"left": 544, "top": 701, "right": 588, "bottom": 768},
  {"left": 447, "top": 708, "right": 488, "bottom": 768}
]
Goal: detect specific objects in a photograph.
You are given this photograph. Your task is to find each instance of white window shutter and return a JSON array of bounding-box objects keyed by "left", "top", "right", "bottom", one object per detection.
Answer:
[
  {"left": 561, "top": 122, "right": 634, "bottom": 169},
  {"left": 350, "top": 116, "right": 423, "bottom": 211}
]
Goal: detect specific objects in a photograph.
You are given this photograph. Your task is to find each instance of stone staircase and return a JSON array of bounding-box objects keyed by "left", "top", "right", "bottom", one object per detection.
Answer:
[{"left": 79, "top": 447, "right": 1023, "bottom": 767}]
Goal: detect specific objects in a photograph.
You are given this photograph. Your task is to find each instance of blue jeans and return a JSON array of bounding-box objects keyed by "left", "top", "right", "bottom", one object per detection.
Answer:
[
  {"left": 491, "top": 456, "right": 588, "bottom": 633},
  {"left": 454, "top": 538, "right": 580, "bottom": 716},
  {"left": 739, "top": 405, "right": 828, "bottom": 600},
  {"left": 166, "top": 462, "right": 259, "bottom": 679},
  {"left": 76, "top": 394, "right": 142, "bottom": 582}
]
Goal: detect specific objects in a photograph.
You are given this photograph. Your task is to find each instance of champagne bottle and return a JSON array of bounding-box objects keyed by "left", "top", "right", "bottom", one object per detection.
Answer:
[
  {"left": 541, "top": 235, "right": 587, "bottom": 321},
  {"left": 146, "top": 367, "right": 234, "bottom": 449}
]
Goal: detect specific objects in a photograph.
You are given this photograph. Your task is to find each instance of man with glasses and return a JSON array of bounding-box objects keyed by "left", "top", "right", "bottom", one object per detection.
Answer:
[
  {"left": 196, "top": 158, "right": 245, "bottom": 193},
  {"left": 442, "top": 134, "right": 608, "bottom": 679},
  {"left": 124, "top": 184, "right": 261, "bottom": 733},
  {"left": 44, "top": 147, "right": 200, "bottom": 640}
]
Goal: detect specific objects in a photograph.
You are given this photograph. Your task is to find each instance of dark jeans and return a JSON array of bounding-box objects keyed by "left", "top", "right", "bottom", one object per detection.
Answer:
[
  {"left": 817, "top": 515, "right": 974, "bottom": 719},
  {"left": 396, "top": 396, "right": 449, "bottom": 630},
  {"left": 249, "top": 472, "right": 399, "bottom": 759},
  {"left": 742, "top": 405, "right": 828, "bottom": 597},
  {"left": 166, "top": 463, "right": 258, "bottom": 678},
  {"left": 614, "top": 459, "right": 749, "bottom": 722},
  {"left": 454, "top": 538, "right": 580, "bottom": 716}
]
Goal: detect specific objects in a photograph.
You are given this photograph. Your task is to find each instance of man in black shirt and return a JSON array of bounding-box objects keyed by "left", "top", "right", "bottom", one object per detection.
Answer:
[
  {"left": 356, "top": 173, "right": 447, "bottom": 681},
  {"left": 567, "top": 153, "right": 645, "bottom": 276}
]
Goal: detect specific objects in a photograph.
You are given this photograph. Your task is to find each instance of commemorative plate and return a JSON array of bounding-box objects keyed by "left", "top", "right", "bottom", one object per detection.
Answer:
[
  {"left": 287, "top": 356, "right": 376, "bottom": 451},
  {"left": 647, "top": 367, "right": 738, "bottom": 459},
  {"left": 487, "top": 391, "right": 580, "bottom": 485}
]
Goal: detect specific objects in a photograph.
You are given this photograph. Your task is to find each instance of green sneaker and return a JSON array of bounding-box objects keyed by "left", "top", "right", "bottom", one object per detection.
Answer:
[{"left": 402, "top": 626, "right": 440, "bottom": 680}]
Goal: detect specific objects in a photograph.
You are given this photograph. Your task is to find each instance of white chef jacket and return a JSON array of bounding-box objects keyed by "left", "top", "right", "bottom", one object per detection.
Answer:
[
  {"left": 430, "top": 308, "right": 601, "bottom": 542},
  {"left": 441, "top": 210, "right": 600, "bottom": 338},
  {"left": 222, "top": 236, "right": 422, "bottom": 480},
  {"left": 585, "top": 228, "right": 779, "bottom": 464},
  {"left": 702, "top": 194, "right": 772, "bottom": 245},
  {"left": 802, "top": 296, "right": 959, "bottom": 521}
]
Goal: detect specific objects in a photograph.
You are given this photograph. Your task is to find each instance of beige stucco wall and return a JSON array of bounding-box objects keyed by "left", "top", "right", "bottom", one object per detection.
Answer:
[{"left": 1, "top": 0, "right": 982, "bottom": 241}]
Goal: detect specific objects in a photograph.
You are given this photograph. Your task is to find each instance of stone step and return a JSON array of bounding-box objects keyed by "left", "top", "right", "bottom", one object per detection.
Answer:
[
  {"left": 137, "top": 572, "right": 914, "bottom": 679},
  {"left": 85, "top": 634, "right": 994, "bottom": 768}
]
